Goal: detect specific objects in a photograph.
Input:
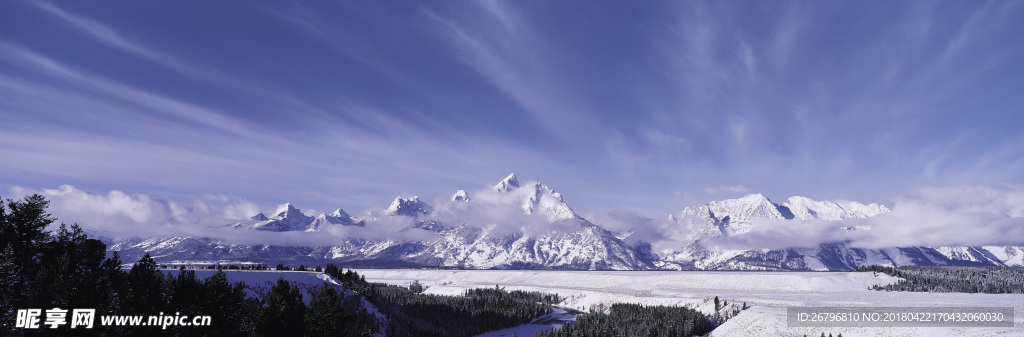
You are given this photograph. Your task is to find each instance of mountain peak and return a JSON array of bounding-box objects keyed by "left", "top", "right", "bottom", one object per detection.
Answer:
[
  {"left": 329, "top": 208, "right": 350, "bottom": 218},
  {"left": 738, "top": 192, "right": 770, "bottom": 202},
  {"left": 234, "top": 202, "right": 312, "bottom": 232},
  {"left": 386, "top": 196, "right": 433, "bottom": 217},
  {"left": 273, "top": 203, "right": 303, "bottom": 218},
  {"left": 705, "top": 193, "right": 785, "bottom": 234},
  {"left": 494, "top": 173, "right": 520, "bottom": 192},
  {"left": 452, "top": 190, "right": 470, "bottom": 202},
  {"left": 306, "top": 207, "right": 355, "bottom": 231}
]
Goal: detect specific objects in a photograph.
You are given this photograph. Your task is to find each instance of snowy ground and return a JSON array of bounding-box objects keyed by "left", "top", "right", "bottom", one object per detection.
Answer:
[
  {"left": 353, "top": 269, "right": 1024, "bottom": 337},
  {"left": 159, "top": 269, "right": 338, "bottom": 303},
  {"left": 475, "top": 307, "right": 581, "bottom": 337}
]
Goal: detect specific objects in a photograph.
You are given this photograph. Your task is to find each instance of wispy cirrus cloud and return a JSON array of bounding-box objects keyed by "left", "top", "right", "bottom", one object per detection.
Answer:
[
  {"left": 30, "top": 1, "right": 215, "bottom": 82},
  {"left": 422, "top": 2, "right": 597, "bottom": 143},
  {"left": 0, "top": 42, "right": 256, "bottom": 137},
  {"left": 2, "top": 1, "right": 1023, "bottom": 220}
]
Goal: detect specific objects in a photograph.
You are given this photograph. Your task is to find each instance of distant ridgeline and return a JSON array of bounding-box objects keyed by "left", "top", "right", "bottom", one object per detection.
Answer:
[
  {"left": 104, "top": 174, "right": 1024, "bottom": 271},
  {"left": 858, "top": 265, "right": 1024, "bottom": 293},
  {"left": 3, "top": 194, "right": 728, "bottom": 337}
]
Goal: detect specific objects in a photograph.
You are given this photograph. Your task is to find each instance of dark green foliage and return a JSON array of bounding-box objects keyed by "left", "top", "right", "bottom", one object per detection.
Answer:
[
  {"left": 304, "top": 285, "right": 379, "bottom": 337},
  {"left": 254, "top": 278, "right": 306, "bottom": 336},
  {"left": 0, "top": 195, "right": 116, "bottom": 336},
  {"left": 305, "top": 286, "right": 348, "bottom": 336},
  {"left": 33, "top": 224, "right": 109, "bottom": 308},
  {"left": 0, "top": 194, "right": 55, "bottom": 277},
  {"left": 0, "top": 195, "right": 55, "bottom": 312},
  {"left": 200, "top": 270, "right": 252, "bottom": 337},
  {"left": 859, "top": 265, "right": 1024, "bottom": 293},
  {"left": 533, "top": 303, "right": 715, "bottom": 337},
  {"left": 125, "top": 253, "right": 167, "bottom": 315},
  {"left": 409, "top": 280, "right": 425, "bottom": 293},
  {"left": 0, "top": 245, "right": 19, "bottom": 334}
]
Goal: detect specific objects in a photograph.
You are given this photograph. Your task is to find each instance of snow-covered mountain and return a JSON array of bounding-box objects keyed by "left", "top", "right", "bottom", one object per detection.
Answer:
[
  {"left": 106, "top": 175, "right": 1024, "bottom": 271},
  {"left": 655, "top": 193, "right": 1021, "bottom": 271},
  {"left": 231, "top": 203, "right": 360, "bottom": 232}
]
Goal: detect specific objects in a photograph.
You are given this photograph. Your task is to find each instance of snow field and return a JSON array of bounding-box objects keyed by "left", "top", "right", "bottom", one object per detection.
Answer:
[{"left": 354, "top": 269, "right": 1024, "bottom": 337}]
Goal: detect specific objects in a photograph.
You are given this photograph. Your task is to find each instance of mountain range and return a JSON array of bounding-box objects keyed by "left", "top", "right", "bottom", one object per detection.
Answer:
[{"left": 107, "top": 174, "right": 1024, "bottom": 270}]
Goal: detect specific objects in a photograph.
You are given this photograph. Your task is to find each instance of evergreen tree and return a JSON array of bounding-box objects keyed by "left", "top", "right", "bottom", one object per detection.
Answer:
[
  {"left": 255, "top": 278, "right": 306, "bottom": 336},
  {"left": 0, "top": 245, "right": 19, "bottom": 335},
  {"left": 409, "top": 280, "right": 425, "bottom": 293},
  {"left": 125, "top": 253, "right": 166, "bottom": 315},
  {"left": 34, "top": 224, "right": 110, "bottom": 309},
  {"left": 200, "top": 270, "right": 251, "bottom": 337},
  {"left": 305, "top": 286, "right": 351, "bottom": 337},
  {"left": 0, "top": 194, "right": 55, "bottom": 308},
  {"left": 170, "top": 269, "right": 203, "bottom": 316}
]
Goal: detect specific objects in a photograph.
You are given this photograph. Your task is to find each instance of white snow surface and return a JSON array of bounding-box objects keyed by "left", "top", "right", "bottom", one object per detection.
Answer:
[{"left": 356, "top": 269, "right": 1024, "bottom": 337}]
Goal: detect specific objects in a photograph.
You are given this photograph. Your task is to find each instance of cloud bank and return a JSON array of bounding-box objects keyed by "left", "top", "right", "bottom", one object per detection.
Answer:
[
  {"left": 8, "top": 184, "right": 1024, "bottom": 250},
  {"left": 6, "top": 185, "right": 439, "bottom": 247},
  {"left": 713, "top": 186, "right": 1024, "bottom": 250}
]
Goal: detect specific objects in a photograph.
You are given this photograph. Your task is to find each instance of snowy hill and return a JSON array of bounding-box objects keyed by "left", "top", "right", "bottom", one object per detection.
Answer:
[
  {"left": 106, "top": 176, "right": 1024, "bottom": 271},
  {"left": 657, "top": 193, "right": 1022, "bottom": 271}
]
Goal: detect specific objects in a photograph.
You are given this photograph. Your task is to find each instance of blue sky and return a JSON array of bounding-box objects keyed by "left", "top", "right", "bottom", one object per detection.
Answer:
[{"left": 2, "top": 1, "right": 1023, "bottom": 217}]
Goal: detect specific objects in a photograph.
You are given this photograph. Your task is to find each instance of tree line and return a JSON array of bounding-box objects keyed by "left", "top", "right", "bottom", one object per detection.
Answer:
[
  {"left": 532, "top": 303, "right": 715, "bottom": 337},
  {"left": 324, "top": 264, "right": 562, "bottom": 337},
  {"left": 1, "top": 194, "right": 382, "bottom": 336},
  {"left": 858, "top": 265, "right": 1024, "bottom": 293}
]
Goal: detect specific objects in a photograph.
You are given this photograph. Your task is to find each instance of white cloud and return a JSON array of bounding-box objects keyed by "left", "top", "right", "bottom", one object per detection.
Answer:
[
  {"left": 425, "top": 183, "right": 581, "bottom": 236},
  {"left": 703, "top": 184, "right": 748, "bottom": 196},
  {"left": 587, "top": 210, "right": 693, "bottom": 252},
  {"left": 711, "top": 186, "right": 1024, "bottom": 250},
  {"left": 6, "top": 185, "right": 448, "bottom": 247},
  {"left": 9, "top": 185, "right": 250, "bottom": 238},
  {"left": 9, "top": 184, "right": 1024, "bottom": 252}
]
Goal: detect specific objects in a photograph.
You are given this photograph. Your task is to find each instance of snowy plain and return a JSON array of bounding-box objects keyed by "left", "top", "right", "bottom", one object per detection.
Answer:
[{"left": 352, "top": 269, "right": 1024, "bottom": 337}]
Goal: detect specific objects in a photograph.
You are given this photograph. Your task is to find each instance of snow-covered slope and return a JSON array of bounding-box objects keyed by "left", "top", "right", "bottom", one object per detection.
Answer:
[
  {"left": 658, "top": 193, "right": 1022, "bottom": 270},
  {"left": 385, "top": 196, "right": 433, "bottom": 217},
  {"left": 232, "top": 203, "right": 359, "bottom": 232}
]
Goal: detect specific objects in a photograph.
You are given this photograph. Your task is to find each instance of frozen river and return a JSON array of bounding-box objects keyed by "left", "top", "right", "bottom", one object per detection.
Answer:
[{"left": 353, "top": 269, "right": 1024, "bottom": 337}]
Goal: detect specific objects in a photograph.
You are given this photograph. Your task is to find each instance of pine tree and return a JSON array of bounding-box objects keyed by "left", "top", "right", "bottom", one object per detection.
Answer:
[
  {"left": 125, "top": 253, "right": 166, "bottom": 314},
  {"left": 0, "top": 194, "right": 55, "bottom": 307},
  {"left": 201, "top": 270, "right": 250, "bottom": 337},
  {"left": 305, "top": 286, "right": 351, "bottom": 336},
  {"left": 0, "top": 245, "right": 19, "bottom": 335},
  {"left": 255, "top": 278, "right": 306, "bottom": 336},
  {"left": 170, "top": 269, "right": 203, "bottom": 315},
  {"left": 409, "top": 280, "right": 425, "bottom": 293}
]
